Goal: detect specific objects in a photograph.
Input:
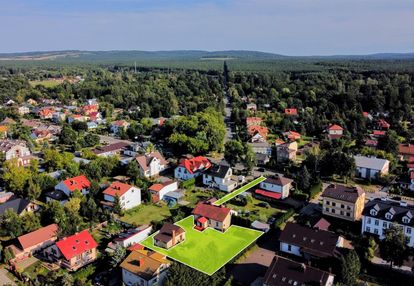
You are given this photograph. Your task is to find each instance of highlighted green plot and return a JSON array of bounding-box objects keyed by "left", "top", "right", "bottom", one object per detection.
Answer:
[
  {"left": 214, "top": 176, "right": 266, "bottom": 206},
  {"left": 140, "top": 216, "right": 263, "bottom": 275}
]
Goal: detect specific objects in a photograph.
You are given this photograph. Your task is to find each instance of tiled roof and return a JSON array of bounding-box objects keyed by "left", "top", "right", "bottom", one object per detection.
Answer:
[
  {"left": 55, "top": 230, "right": 98, "bottom": 260},
  {"left": 263, "top": 175, "right": 293, "bottom": 186},
  {"left": 321, "top": 184, "right": 365, "bottom": 203},
  {"left": 120, "top": 250, "right": 169, "bottom": 280},
  {"left": 247, "top": 125, "right": 268, "bottom": 138},
  {"left": 178, "top": 156, "right": 211, "bottom": 174},
  {"left": 192, "top": 202, "right": 231, "bottom": 222},
  {"left": 363, "top": 198, "right": 414, "bottom": 227},
  {"left": 18, "top": 224, "right": 58, "bottom": 250},
  {"left": 103, "top": 181, "right": 134, "bottom": 197},
  {"left": 399, "top": 144, "right": 414, "bottom": 156},
  {"left": 148, "top": 181, "right": 175, "bottom": 193},
  {"left": 136, "top": 151, "right": 168, "bottom": 171},
  {"left": 154, "top": 223, "right": 185, "bottom": 243},
  {"left": 92, "top": 142, "right": 130, "bottom": 155},
  {"left": 354, "top": 155, "right": 389, "bottom": 171},
  {"left": 255, "top": 189, "right": 282, "bottom": 199},
  {"left": 62, "top": 175, "right": 91, "bottom": 192},
  {"left": 328, "top": 124, "right": 343, "bottom": 131},
  {"left": 284, "top": 108, "right": 298, "bottom": 115}
]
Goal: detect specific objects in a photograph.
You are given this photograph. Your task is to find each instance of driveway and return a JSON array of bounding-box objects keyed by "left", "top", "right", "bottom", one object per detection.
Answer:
[{"left": 0, "top": 268, "right": 16, "bottom": 286}]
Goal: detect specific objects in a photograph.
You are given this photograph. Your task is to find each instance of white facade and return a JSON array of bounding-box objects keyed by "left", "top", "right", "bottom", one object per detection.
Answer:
[
  {"left": 329, "top": 129, "right": 343, "bottom": 136},
  {"left": 115, "top": 226, "right": 152, "bottom": 248},
  {"left": 104, "top": 187, "right": 141, "bottom": 210},
  {"left": 55, "top": 182, "right": 89, "bottom": 197},
  {"left": 259, "top": 181, "right": 291, "bottom": 199},
  {"left": 4, "top": 144, "right": 31, "bottom": 161},
  {"left": 280, "top": 242, "right": 301, "bottom": 256},
  {"left": 174, "top": 166, "right": 198, "bottom": 181},
  {"left": 202, "top": 168, "right": 237, "bottom": 192},
  {"left": 154, "top": 182, "right": 178, "bottom": 201},
  {"left": 122, "top": 266, "right": 168, "bottom": 286}
]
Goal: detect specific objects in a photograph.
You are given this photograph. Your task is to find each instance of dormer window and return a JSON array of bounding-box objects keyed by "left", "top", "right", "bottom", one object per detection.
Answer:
[
  {"left": 370, "top": 209, "right": 377, "bottom": 216},
  {"left": 385, "top": 213, "right": 393, "bottom": 220},
  {"left": 403, "top": 216, "right": 410, "bottom": 224}
]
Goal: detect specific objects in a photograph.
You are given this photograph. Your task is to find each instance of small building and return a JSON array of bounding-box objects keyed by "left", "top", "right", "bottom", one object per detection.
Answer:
[
  {"left": 0, "top": 139, "right": 32, "bottom": 165},
  {"left": 45, "top": 230, "right": 98, "bottom": 271},
  {"left": 102, "top": 181, "right": 141, "bottom": 210},
  {"left": 163, "top": 191, "right": 184, "bottom": 207},
  {"left": 248, "top": 141, "right": 272, "bottom": 156},
  {"left": 110, "top": 120, "right": 130, "bottom": 134},
  {"left": 92, "top": 142, "right": 131, "bottom": 157},
  {"left": 55, "top": 175, "right": 91, "bottom": 197},
  {"left": 283, "top": 131, "right": 301, "bottom": 141},
  {"left": 45, "top": 190, "right": 69, "bottom": 205},
  {"left": 263, "top": 255, "right": 335, "bottom": 286},
  {"left": 279, "top": 222, "right": 343, "bottom": 259},
  {"left": 246, "top": 117, "right": 263, "bottom": 127},
  {"left": 0, "top": 198, "right": 38, "bottom": 216},
  {"left": 135, "top": 151, "right": 168, "bottom": 178},
  {"left": 255, "top": 176, "right": 293, "bottom": 200},
  {"left": 251, "top": 220, "right": 270, "bottom": 233},
  {"left": 284, "top": 108, "right": 298, "bottom": 116},
  {"left": 327, "top": 124, "right": 343, "bottom": 140},
  {"left": 248, "top": 125, "right": 268, "bottom": 141},
  {"left": 246, "top": 103, "right": 257, "bottom": 111},
  {"left": 321, "top": 184, "right": 366, "bottom": 221},
  {"left": 276, "top": 141, "right": 297, "bottom": 162},
  {"left": 121, "top": 249, "right": 170, "bottom": 286},
  {"left": 17, "top": 106, "right": 30, "bottom": 115},
  {"left": 174, "top": 156, "right": 211, "bottom": 181},
  {"left": 354, "top": 155, "right": 390, "bottom": 180},
  {"left": 148, "top": 181, "right": 178, "bottom": 203},
  {"left": 154, "top": 223, "right": 186, "bottom": 249},
  {"left": 112, "top": 225, "right": 153, "bottom": 249},
  {"left": 202, "top": 164, "right": 237, "bottom": 192},
  {"left": 399, "top": 143, "right": 414, "bottom": 161},
  {"left": 192, "top": 202, "right": 231, "bottom": 232}
]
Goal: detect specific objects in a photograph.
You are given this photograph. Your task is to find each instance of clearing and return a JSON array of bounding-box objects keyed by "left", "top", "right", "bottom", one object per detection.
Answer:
[
  {"left": 119, "top": 204, "right": 171, "bottom": 226},
  {"left": 140, "top": 216, "right": 263, "bottom": 275}
]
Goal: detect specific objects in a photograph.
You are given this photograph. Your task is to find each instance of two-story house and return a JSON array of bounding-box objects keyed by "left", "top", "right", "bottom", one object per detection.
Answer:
[
  {"left": 136, "top": 151, "right": 168, "bottom": 178},
  {"left": 276, "top": 141, "right": 298, "bottom": 162},
  {"left": 354, "top": 155, "right": 390, "bottom": 180},
  {"left": 102, "top": 181, "right": 141, "bottom": 210},
  {"left": 0, "top": 139, "right": 33, "bottom": 167},
  {"left": 362, "top": 198, "right": 414, "bottom": 247},
  {"left": 327, "top": 124, "right": 343, "bottom": 140},
  {"left": 192, "top": 202, "right": 232, "bottom": 232},
  {"left": 321, "top": 184, "right": 365, "bottom": 221},
  {"left": 110, "top": 120, "right": 130, "bottom": 134},
  {"left": 174, "top": 156, "right": 211, "bottom": 181},
  {"left": 54, "top": 175, "right": 91, "bottom": 197},
  {"left": 202, "top": 164, "right": 237, "bottom": 192},
  {"left": 154, "top": 223, "right": 186, "bottom": 249},
  {"left": 255, "top": 175, "right": 293, "bottom": 200},
  {"left": 148, "top": 181, "right": 178, "bottom": 203}
]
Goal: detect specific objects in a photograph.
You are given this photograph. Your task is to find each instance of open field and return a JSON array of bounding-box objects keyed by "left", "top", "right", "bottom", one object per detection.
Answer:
[
  {"left": 214, "top": 176, "right": 266, "bottom": 205},
  {"left": 119, "top": 204, "right": 171, "bottom": 226},
  {"left": 29, "top": 79, "right": 63, "bottom": 87},
  {"left": 140, "top": 216, "right": 263, "bottom": 275}
]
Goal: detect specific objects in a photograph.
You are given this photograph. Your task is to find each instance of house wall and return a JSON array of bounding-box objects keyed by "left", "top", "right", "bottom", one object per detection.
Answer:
[
  {"left": 322, "top": 194, "right": 365, "bottom": 221},
  {"left": 259, "top": 182, "right": 291, "bottom": 199},
  {"left": 158, "top": 182, "right": 178, "bottom": 200},
  {"left": 122, "top": 266, "right": 168, "bottom": 286},
  {"left": 174, "top": 166, "right": 198, "bottom": 181},
  {"left": 117, "top": 226, "right": 152, "bottom": 248},
  {"left": 55, "top": 182, "right": 89, "bottom": 197},
  {"left": 121, "top": 187, "right": 142, "bottom": 210},
  {"left": 63, "top": 248, "right": 97, "bottom": 271},
  {"left": 5, "top": 145, "right": 31, "bottom": 160},
  {"left": 280, "top": 242, "right": 301, "bottom": 256},
  {"left": 329, "top": 130, "right": 343, "bottom": 135}
]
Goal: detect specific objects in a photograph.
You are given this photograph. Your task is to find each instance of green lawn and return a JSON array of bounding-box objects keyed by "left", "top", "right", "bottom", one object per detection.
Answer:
[
  {"left": 119, "top": 204, "right": 171, "bottom": 226},
  {"left": 213, "top": 176, "right": 266, "bottom": 206},
  {"left": 140, "top": 216, "right": 263, "bottom": 275},
  {"left": 29, "top": 79, "right": 63, "bottom": 87}
]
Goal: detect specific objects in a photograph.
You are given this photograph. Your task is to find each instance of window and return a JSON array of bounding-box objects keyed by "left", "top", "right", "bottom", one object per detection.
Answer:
[
  {"left": 407, "top": 227, "right": 412, "bottom": 234},
  {"left": 370, "top": 209, "right": 377, "bottom": 216},
  {"left": 374, "top": 229, "right": 379, "bottom": 235},
  {"left": 326, "top": 201, "right": 330, "bottom": 205},
  {"left": 375, "top": 220, "right": 379, "bottom": 226},
  {"left": 367, "top": 218, "right": 371, "bottom": 224},
  {"left": 383, "top": 222, "right": 387, "bottom": 227},
  {"left": 332, "top": 202, "right": 336, "bottom": 207},
  {"left": 325, "top": 207, "right": 329, "bottom": 212},
  {"left": 385, "top": 213, "right": 392, "bottom": 220},
  {"left": 288, "top": 244, "right": 291, "bottom": 251},
  {"left": 403, "top": 217, "right": 410, "bottom": 224},
  {"left": 347, "top": 206, "right": 351, "bottom": 210},
  {"left": 346, "top": 213, "right": 350, "bottom": 217},
  {"left": 366, "top": 227, "right": 371, "bottom": 232},
  {"left": 340, "top": 211, "right": 344, "bottom": 215},
  {"left": 332, "top": 209, "right": 335, "bottom": 214},
  {"left": 341, "top": 204, "right": 345, "bottom": 209}
]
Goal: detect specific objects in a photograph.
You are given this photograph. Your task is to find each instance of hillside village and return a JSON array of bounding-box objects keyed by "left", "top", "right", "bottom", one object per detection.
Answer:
[{"left": 0, "top": 65, "right": 413, "bottom": 286}]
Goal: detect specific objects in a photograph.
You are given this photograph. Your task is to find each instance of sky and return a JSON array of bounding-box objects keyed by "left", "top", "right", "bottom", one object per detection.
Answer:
[{"left": 0, "top": 0, "right": 413, "bottom": 55}]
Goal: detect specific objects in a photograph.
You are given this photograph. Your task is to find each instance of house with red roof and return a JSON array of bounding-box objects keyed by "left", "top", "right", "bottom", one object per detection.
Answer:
[
  {"left": 7, "top": 224, "right": 59, "bottom": 260},
  {"left": 45, "top": 230, "right": 98, "bottom": 271},
  {"left": 135, "top": 151, "right": 168, "bottom": 178},
  {"left": 327, "top": 124, "right": 344, "bottom": 139},
  {"left": 148, "top": 181, "right": 178, "bottom": 203},
  {"left": 376, "top": 119, "right": 390, "bottom": 130},
  {"left": 55, "top": 175, "right": 91, "bottom": 197},
  {"left": 255, "top": 175, "right": 293, "bottom": 200},
  {"left": 284, "top": 108, "right": 298, "bottom": 116},
  {"left": 102, "top": 181, "right": 141, "bottom": 210},
  {"left": 38, "top": 107, "right": 55, "bottom": 119},
  {"left": 82, "top": 104, "right": 99, "bottom": 116},
  {"left": 192, "top": 202, "right": 231, "bottom": 232},
  {"left": 399, "top": 143, "right": 414, "bottom": 161},
  {"left": 174, "top": 156, "right": 212, "bottom": 181},
  {"left": 283, "top": 130, "right": 301, "bottom": 141},
  {"left": 372, "top": 130, "right": 386, "bottom": 137},
  {"left": 247, "top": 125, "right": 268, "bottom": 141}
]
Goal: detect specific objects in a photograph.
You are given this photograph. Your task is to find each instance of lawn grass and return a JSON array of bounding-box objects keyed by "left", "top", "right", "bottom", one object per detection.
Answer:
[
  {"left": 213, "top": 176, "right": 266, "bottom": 206},
  {"left": 29, "top": 79, "right": 63, "bottom": 87},
  {"left": 140, "top": 216, "right": 263, "bottom": 275},
  {"left": 119, "top": 204, "right": 171, "bottom": 226}
]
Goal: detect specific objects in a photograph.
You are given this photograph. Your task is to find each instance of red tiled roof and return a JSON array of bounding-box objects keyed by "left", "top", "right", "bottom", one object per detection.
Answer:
[
  {"left": 192, "top": 202, "right": 231, "bottom": 222},
  {"left": 373, "top": 130, "right": 386, "bottom": 136},
  {"left": 103, "top": 181, "right": 133, "bottom": 197},
  {"left": 377, "top": 119, "right": 390, "bottom": 129},
  {"left": 112, "top": 120, "right": 129, "bottom": 127},
  {"left": 362, "top": 112, "right": 369, "bottom": 117},
  {"left": 148, "top": 181, "right": 175, "bottom": 193},
  {"left": 284, "top": 131, "right": 301, "bottom": 140},
  {"left": 411, "top": 172, "right": 414, "bottom": 180},
  {"left": 284, "top": 108, "right": 298, "bottom": 115},
  {"left": 178, "top": 156, "right": 211, "bottom": 174},
  {"left": 62, "top": 175, "right": 91, "bottom": 192},
  {"left": 399, "top": 144, "right": 414, "bottom": 156},
  {"left": 328, "top": 124, "right": 343, "bottom": 131},
  {"left": 197, "top": 217, "right": 208, "bottom": 224},
  {"left": 255, "top": 189, "right": 282, "bottom": 199},
  {"left": 407, "top": 163, "right": 414, "bottom": 169},
  {"left": 18, "top": 224, "right": 58, "bottom": 250},
  {"left": 127, "top": 243, "right": 144, "bottom": 252},
  {"left": 55, "top": 230, "right": 98, "bottom": 260},
  {"left": 365, "top": 139, "right": 378, "bottom": 147},
  {"left": 275, "top": 139, "right": 285, "bottom": 145},
  {"left": 247, "top": 125, "right": 268, "bottom": 138}
]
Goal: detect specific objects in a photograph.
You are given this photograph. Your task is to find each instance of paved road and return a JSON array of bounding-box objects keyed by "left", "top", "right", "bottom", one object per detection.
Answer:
[
  {"left": 0, "top": 268, "right": 16, "bottom": 286},
  {"left": 223, "top": 92, "right": 233, "bottom": 143}
]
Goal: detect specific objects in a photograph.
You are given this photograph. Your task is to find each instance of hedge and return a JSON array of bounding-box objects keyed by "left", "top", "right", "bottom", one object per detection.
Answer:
[
  {"left": 274, "top": 208, "right": 295, "bottom": 228},
  {"left": 180, "top": 178, "right": 196, "bottom": 189}
]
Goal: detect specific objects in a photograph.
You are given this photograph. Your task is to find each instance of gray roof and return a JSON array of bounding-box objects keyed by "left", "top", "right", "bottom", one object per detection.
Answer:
[
  {"left": 205, "top": 164, "right": 230, "bottom": 178},
  {"left": 164, "top": 191, "right": 184, "bottom": 200},
  {"left": 354, "top": 155, "right": 389, "bottom": 171},
  {"left": 0, "top": 198, "right": 31, "bottom": 215},
  {"left": 363, "top": 198, "right": 414, "bottom": 227}
]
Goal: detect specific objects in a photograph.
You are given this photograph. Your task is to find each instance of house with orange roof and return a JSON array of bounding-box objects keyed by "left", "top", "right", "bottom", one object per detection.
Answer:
[
  {"left": 102, "top": 181, "right": 141, "bottom": 210},
  {"left": 7, "top": 224, "right": 58, "bottom": 260},
  {"left": 247, "top": 125, "right": 268, "bottom": 141},
  {"left": 0, "top": 125, "right": 9, "bottom": 139},
  {"left": 82, "top": 104, "right": 99, "bottom": 115},
  {"left": 38, "top": 107, "right": 55, "bottom": 119},
  {"left": 44, "top": 230, "right": 98, "bottom": 271},
  {"left": 110, "top": 120, "right": 130, "bottom": 134},
  {"left": 174, "top": 156, "right": 211, "bottom": 181},
  {"left": 148, "top": 181, "right": 178, "bottom": 203},
  {"left": 121, "top": 249, "right": 170, "bottom": 286},
  {"left": 135, "top": 151, "right": 168, "bottom": 178},
  {"left": 284, "top": 108, "right": 298, "bottom": 116},
  {"left": 283, "top": 130, "right": 301, "bottom": 141},
  {"left": 327, "top": 124, "right": 344, "bottom": 139},
  {"left": 55, "top": 175, "right": 91, "bottom": 197},
  {"left": 192, "top": 202, "right": 232, "bottom": 232}
]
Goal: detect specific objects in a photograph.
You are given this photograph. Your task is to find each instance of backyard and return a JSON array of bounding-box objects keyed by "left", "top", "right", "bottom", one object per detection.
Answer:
[
  {"left": 140, "top": 215, "right": 263, "bottom": 275},
  {"left": 213, "top": 176, "right": 266, "bottom": 205},
  {"left": 119, "top": 204, "right": 171, "bottom": 226}
]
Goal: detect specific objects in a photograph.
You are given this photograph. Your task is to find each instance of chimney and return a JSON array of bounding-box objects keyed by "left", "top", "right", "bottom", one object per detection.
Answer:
[
  {"left": 137, "top": 258, "right": 145, "bottom": 267},
  {"left": 172, "top": 230, "right": 176, "bottom": 246}
]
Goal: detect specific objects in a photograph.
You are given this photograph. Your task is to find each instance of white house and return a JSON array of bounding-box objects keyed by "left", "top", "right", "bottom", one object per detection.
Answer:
[
  {"left": 148, "top": 181, "right": 178, "bottom": 203},
  {"left": 248, "top": 142, "right": 272, "bottom": 156},
  {"left": 113, "top": 225, "right": 152, "bottom": 248},
  {"left": 0, "top": 139, "right": 31, "bottom": 160},
  {"left": 327, "top": 124, "right": 344, "bottom": 139},
  {"left": 256, "top": 176, "right": 293, "bottom": 200},
  {"left": 55, "top": 175, "right": 91, "bottom": 197},
  {"left": 202, "top": 164, "right": 237, "bottom": 192},
  {"left": 102, "top": 181, "right": 141, "bottom": 210},
  {"left": 362, "top": 198, "right": 414, "bottom": 247},
  {"left": 174, "top": 156, "right": 211, "bottom": 181},
  {"left": 354, "top": 155, "right": 390, "bottom": 179},
  {"left": 135, "top": 151, "right": 168, "bottom": 178},
  {"left": 110, "top": 120, "right": 130, "bottom": 134}
]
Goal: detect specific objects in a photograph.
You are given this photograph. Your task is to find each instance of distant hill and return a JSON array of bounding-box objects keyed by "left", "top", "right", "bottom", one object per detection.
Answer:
[{"left": 1, "top": 50, "right": 413, "bottom": 62}]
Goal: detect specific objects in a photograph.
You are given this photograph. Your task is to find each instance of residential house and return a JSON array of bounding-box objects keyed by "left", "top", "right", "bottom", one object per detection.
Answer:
[
  {"left": 279, "top": 222, "right": 343, "bottom": 259},
  {"left": 354, "top": 155, "right": 390, "bottom": 179},
  {"left": 27, "top": 98, "right": 38, "bottom": 106},
  {"left": 17, "top": 106, "right": 30, "bottom": 115},
  {"left": 162, "top": 191, "right": 184, "bottom": 207},
  {"left": 248, "top": 125, "right": 268, "bottom": 141},
  {"left": 0, "top": 198, "right": 39, "bottom": 216},
  {"left": 372, "top": 130, "right": 386, "bottom": 138},
  {"left": 327, "top": 124, "right": 344, "bottom": 140},
  {"left": 30, "top": 129, "right": 52, "bottom": 144},
  {"left": 38, "top": 107, "right": 55, "bottom": 119},
  {"left": 362, "top": 198, "right": 414, "bottom": 247},
  {"left": 0, "top": 125, "right": 8, "bottom": 139},
  {"left": 45, "top": 230, "right": 98, "bottom": 271},
  {"left": 321, "top": 184, "right": 365, "bottom": 221},
  {"left": 87, "top": 122, "right": 98, "bottom": 130},
  {"left": 255, "top": 175, "right": 293, "bottom": 200},
  {"left": 92, "top": 142, "right": 130, "bottom": 157},
  {"left": 102, "top": 181, "right": 141, "bottom": 210},
  {"left": 263, "top": 256, "right": 335, "bottom": 286},
  {"left": 154, "top": 223, "right": 186, "bottom": 249},
  {"left": 246, "top": 117, "right": 263, "bottom": 127},
  {"left": 136, "top": 151, "right": 168, "bottom": 178},
  {"left": 111, "top": 120, "right": 130, "bottom": 134},
  {"left": 52, "top": 112, "right": 67, "bottom": 123},
  {"left": 202, "top": 164, "right": 237, "bottom": 192},
  {"left": 256, "top": 153, "right": 270, "bottom": 165},
  {"left": 248, "top": 141, "right": 272, "bottom": 156},
  {"left": 149, "top": 181, "right": 178, "bottom": 203},
  {"left": 0, "top": 117, "right": 16, "bottom": 126},
  {"left": 276, "top": 141, "right": 298, "bottom": 162},
  {"left": 67, "top": 114, "right": 87, "bottom": 124},
  {"left": 55, "top": 175, "right": 91, "bottom": 197},
  {"left": 283, "top": 131, "right": 301, "bottom": 141},
  {"left": 376, "top": 119, "right": 390, "bottom": 130},
  {"left": 399, "top": 143, "right": 414, "bottom": 161},
  {"left": 82, "top": 104, "right": 99, "bottom": 115},
  {"left": 174, "top": 156, "right": 211, "bottom": 181},
  {"left": 284, "top": 108, "right": 298, "bottom": 116},
  {"left": 0, "top": 139, "right": 32, "bottom": 165},
  {"left": 192, "top": 202, "right": 232, "bottom": 232},
  {"left": 112, "top": 225, "right": 152, "bottom": 249},
  {"left": 246, "top": 103, "right": 257, "bottom": 111},
  {"left": 121, "top": 249, "right": 170, "bottom": 286},
  {"left": 45, "top": 189, "right": 69, "bottom": 205},
  {"left": 8, "top": 224, "right": 58, "bottom": 260}
]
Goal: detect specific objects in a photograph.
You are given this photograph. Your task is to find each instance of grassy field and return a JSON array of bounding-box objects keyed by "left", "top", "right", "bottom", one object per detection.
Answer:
[
  {"left": 213, "top": 176, "right": 266, "bottom": 205},
  {"left": 140, "top": 216, "right": 263, "bottom": 275},
  {"left": 119, "top": 204, "right": 171, "bottom": 226},
  {"left": 29, "top": 79, "right": 63, "bottom": 87}
]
